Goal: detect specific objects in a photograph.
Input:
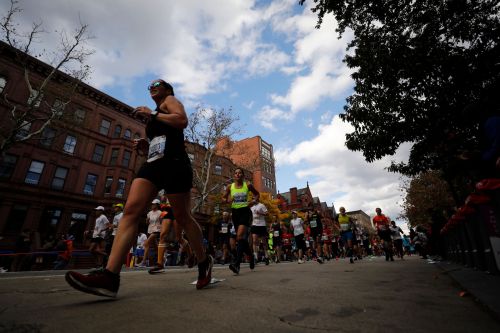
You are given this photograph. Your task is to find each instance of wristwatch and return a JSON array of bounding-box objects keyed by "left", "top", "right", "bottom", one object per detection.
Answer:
[{"left": 150, "top": 109, "right": 158, "bottom": 119}]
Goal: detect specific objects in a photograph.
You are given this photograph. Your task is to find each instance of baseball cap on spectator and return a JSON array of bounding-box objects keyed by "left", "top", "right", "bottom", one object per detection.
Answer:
[
  {"left": 113, "top": 203, "right": 124, "bottom": 209},
  {"left": 94, "top": 206, "right": 105, "bottom": 211},
  {"left": 152, "top": 199, "right": 161, "bottom": 205}
]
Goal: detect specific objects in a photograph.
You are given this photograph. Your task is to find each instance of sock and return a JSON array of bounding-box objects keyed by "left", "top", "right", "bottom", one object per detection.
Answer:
[
  {"left": 157, "top": 243, "right": 167, "bottom": 266},
  {"left": 104, "top": 269, "right": 120, "bottom": 278}
]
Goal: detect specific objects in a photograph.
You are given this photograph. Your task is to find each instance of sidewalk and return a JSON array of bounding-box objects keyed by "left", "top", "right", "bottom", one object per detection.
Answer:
[{"left": 437, "top": 259, "right": 500, "bottom": 321}]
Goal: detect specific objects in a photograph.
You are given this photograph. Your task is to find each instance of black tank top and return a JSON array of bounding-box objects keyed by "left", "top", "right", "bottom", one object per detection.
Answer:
[{"left": 145, "top": 107, "right": 186, "bottom": 159}]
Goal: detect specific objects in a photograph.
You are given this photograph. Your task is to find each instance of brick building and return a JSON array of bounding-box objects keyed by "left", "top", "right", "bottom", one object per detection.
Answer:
[
  {"left": 345, "top": 210, "right": 375, "bottom": 235},
  {"left": 0, "top": 41, "right": 146, "bottom": 247},
  {"left": 217, "top": 135, "right": 276, "bottom": 196}
]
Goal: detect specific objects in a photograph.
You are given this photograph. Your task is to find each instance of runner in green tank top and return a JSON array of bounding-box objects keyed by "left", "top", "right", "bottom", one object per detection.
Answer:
[{"left": 223, "top": 167, "right": 260, "bottom": 274}]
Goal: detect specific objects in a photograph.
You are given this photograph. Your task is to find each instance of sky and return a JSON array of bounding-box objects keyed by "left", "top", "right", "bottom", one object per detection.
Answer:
[{"left": 2, "top": 0, "right": 411, "bottom": 230}]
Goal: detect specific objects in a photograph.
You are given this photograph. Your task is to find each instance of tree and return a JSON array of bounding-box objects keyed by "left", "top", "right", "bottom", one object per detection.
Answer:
[
  {"left": 300, "top": 1, "right": 500, "bottom": 183},
  {"left": 0, "top": 0, "right": 94, "bottom": 155},
  {"left": 259, "top": 192, "right": 281, "bottom": 224},
  {"left": 400, "top": 170, "right": 455, "bottom": 228},
  {"left": 185, "top": 105, "right": 241, "bottom": 213}
]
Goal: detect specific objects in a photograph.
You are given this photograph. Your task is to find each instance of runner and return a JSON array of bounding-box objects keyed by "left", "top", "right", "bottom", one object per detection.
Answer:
[
  {"left": 148, "top": 201, "right": 176, "bottom": 273},
  {"left": 321, "top": 221, "right": 333, "bottom": 260},
  {"left": 335, "top": 207, "right": 356, "bottom": 263},
  {"left": 223, "top": 167, "right": 260, "bottom": 274},
  {"left": 106, "top": 203, "right": 123, "bottom": 255},
  {"left": 307, "top": 210, "right": 324, "bottom": 263},
  {"left": 65, "top": 79, "right": 213, "bottom": 297},
  {"left": 217, "top": 211, "right": 233, "bottom": 264},
  {"left": 290, "top": 211, "right": 306, "bottom": 264},
  {"left": 87, "top": 206, "right": 110, "bottom": 268},
  {"left": 270, "top": 215, "right": 282, "bottom": 263},
  {"left": 281, "top": 226, "right": 293, "bottom": 261},
  {"left": 250, "top": 201, "right": 270, "bottom": 265},
  {"left": 373, "top": 207, "right": 394, "bottom": 261},
  {"left": 137, "top": 199, "right": 162, "bottom": 267},
  {"left": 389, "top": 220, "right": 405, "bottom": 259}
]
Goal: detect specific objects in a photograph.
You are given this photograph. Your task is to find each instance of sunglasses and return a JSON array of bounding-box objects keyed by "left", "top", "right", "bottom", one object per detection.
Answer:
[{"left": 148, "top": 81, "right": 164, "bottom": 90}]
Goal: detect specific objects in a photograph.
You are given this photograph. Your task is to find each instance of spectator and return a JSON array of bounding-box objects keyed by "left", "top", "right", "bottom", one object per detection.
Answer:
[
  {"left": 54, "top": 234, "right": 74, "bottom": 270},
  {"left": 10, "top": 229, "right": 33, "bottom": 272}
]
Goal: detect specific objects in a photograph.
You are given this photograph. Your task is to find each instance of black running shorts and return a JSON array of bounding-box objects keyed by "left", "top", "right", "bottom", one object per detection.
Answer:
[
  {"left": 231, "top": 207, "right": 252, "bottom": 229},
  {"left": 136, "top": 156, "right": 193, "bottom": 194}
]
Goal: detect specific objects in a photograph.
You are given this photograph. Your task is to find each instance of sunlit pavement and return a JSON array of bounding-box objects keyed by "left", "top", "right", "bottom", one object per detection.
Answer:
[{"left": 1, "top": 255, "right": 499, "bottom": 333}]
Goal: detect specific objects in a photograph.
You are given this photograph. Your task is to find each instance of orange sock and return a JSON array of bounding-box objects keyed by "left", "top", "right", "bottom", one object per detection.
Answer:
[{"left": 157, "top": 243, "right": 167, "bottom": 266}]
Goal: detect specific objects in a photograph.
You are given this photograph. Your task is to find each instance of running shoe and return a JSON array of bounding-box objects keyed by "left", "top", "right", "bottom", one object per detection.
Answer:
[
  {"left": 249, "top": 255, "right": 255, "bottom": 270},
  {"left": 196, "top": 255, "right": 213, "bottom": 290},
  {"left": 135, "top": 261, "right": 147, "bottom": 268},
  {"left": 229, "top": 263, "right": 240, "bottom": 275},
  {"left": 317, "top": 257, "right": 324, "bottom": 264},
  {"left": 349, "top": 257, "right": 354, "bottom": 264},
  {"left": 65, "top": 269, "right": 119, "bottom": 297},
  {"left": 298, "top": 259, "right": 304, "bottom": 264},
  {"left": 148, "top": 264, "right": 165, "bottom": 274},
  {"left": 264, "top": 257, "right": 270, "bottom": 266}
]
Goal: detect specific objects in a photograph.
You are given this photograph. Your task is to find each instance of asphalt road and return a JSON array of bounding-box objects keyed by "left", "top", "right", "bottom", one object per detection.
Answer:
[{"left": 0, "top": 256, "right": 499, "bottom": 333}]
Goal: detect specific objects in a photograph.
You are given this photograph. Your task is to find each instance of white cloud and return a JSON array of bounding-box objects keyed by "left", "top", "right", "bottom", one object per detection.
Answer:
[
  {"left": 255, "top": 105, "right": 294, "bottom": 131},
  {"left": 275, "top": 116, "right": 411, "bottom": 222},
  {"left": 3, "top": 0, "right": 294, "bottom": 100}
]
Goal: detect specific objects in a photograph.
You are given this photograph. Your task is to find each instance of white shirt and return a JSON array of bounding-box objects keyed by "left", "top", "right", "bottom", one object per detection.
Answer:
[
  {"left": 390, "top": 225, "right": 402, "bottom": 240},
  {"left": 251, "top": 203, "right": 268, "bottom": 227},
  {"left": 92, "top": 214, "right": 109, "bottom": 238},
  {"left": 136, "top": 233, "right": 147, "bottom": 249},
  {"left": 112, "top": 212, "right": 123, "bottom": 236},
  {"left": 147, "top": 210, "right": 162, "bottom": 234},
  {"left": 290, "top": 217, "right": 304, "bottom": 236}
]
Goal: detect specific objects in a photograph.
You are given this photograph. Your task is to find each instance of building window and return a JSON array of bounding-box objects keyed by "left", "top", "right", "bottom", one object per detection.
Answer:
[
  {"left": 0, "top": 154, "right": 17, "bottom": 178},
  {"left": 15, "top": 121, "right": 31, "bottom": 140},
  {"left": 63, "top": 135, "right": 77, "bottom": 154},
  {"left": 4, "top": 205, "right": 28, "bottom": 234},
  {"left": 123, "top": 129, "right": 131, "bottom": 140},
  {"left": 51, "top": 166, "right": 68, "bottom": 190},
  {"left": 261, "top": 146, "right": 271, "bottom": 160},
  {"left": 122, "top": 150, "right": 131, "bottom": 167},
  {"left": 40, "top": 127, "right": 56, "bottom": 147},
  {"left": 40, "top": 208, "right": 62, "bottom": 236},
  {"left": 74, "top": 108, "right": 86, "bottom": 123},
  {"left": 110, "top": 148, "right": 119, "bottom": 166},
  {"left": 27, "top": 89, "right": 43, "bottom": 108},
  {"left": 92, "top": 144, "right": 105, "bottom": 163},
  {"left": 83, "top": 173, "right": 98, "bottom": 195},
  {"left": 99, "top": 119, "right": 111, "bottom": 136},
  {"left": 133, "top": 132, "right": 141, "bottom": 140},
  {"left": 25, "top": 160, "right": 45, "bottom": 185},
  {"left": 113, "top": 125, "right": 122, "bottom": 138},
  {"left": 116, "top": 178, "right": 126, "bottom": 197},
  {"left": 51, "top": 98, "right": 65, "bottom": 116},
  {"left": 214, "top": 164, "right": 222, "bottom": 175},
  {"left": 104, "top": 176, "right": 113, "bottom": 194},
  {"left": 0, "top": 76, "right": 6, "bottom": 94}
]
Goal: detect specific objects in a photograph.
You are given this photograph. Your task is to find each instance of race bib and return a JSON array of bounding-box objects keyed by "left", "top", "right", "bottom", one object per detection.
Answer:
[
  {"left": 147, "top": 135, "right": 166, "bottom": 162},
  {"left": 233, "top": 192, "right": 247, "bottom": 203},
  {"left": 221, "top": 227, "right": 228, "bottom": 234},
  {"left": 273, "top": 231, "right": 280, "bottom": 237},
  {"left": 340, "top": 223, "right": 350, "bottom": 231},
  {"left": 322, "top": 235, "right": 328, "bottom": 241},
  {"left": 310, "top": 220, "right": 317, "bottom": 228}
]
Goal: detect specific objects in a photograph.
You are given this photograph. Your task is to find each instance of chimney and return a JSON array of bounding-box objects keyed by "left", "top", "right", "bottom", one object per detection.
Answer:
[{"left": 290, "top": 187, "right": 298, "bottom": 204}]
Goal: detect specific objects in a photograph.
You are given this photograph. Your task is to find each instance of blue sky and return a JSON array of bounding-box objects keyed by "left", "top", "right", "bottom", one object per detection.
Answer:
[{"left": 2, "top": 0, "right": 411, "bottom": 229}]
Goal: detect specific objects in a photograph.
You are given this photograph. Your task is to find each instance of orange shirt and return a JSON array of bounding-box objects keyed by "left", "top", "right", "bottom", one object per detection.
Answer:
[{"left": 373, "top": 214, "right": 389, "bottom": 230}]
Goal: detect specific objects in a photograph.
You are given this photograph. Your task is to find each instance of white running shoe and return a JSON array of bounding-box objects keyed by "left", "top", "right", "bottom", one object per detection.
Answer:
[{"left": 298, "top": 259, "right": 304, "bottom": 264}]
